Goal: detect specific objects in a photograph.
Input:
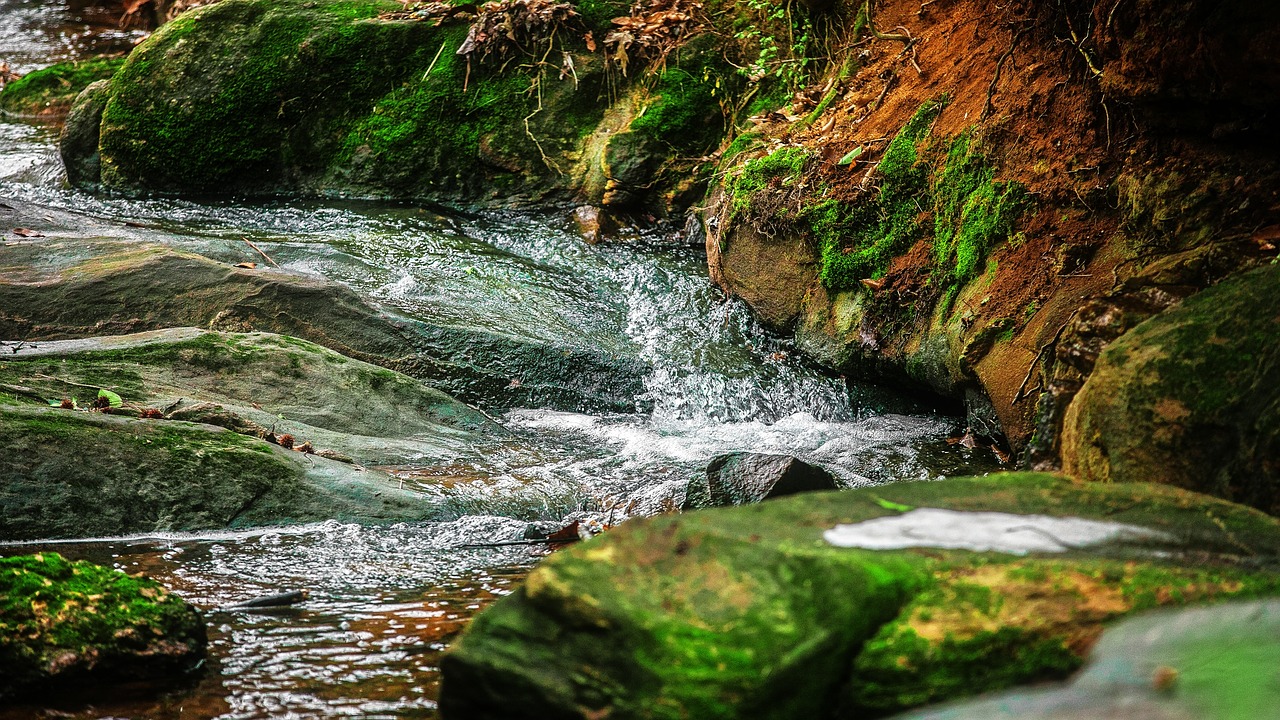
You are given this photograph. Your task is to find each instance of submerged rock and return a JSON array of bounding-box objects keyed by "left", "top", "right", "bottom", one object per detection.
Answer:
[
  {"left": 0, "top": 233, "right": 649, "bottom": 413},
  {"left": 440, "top": 473, "right": 1280, "bottom": 719},
  {"left": 0, "top": 552, "right": 206, "bottom": 700},
  {"left": 1062, "top": 263, "right": 1280, "bottom": 515},
  {"left": 892, "top": 598, "right": 1280, "bottom": 720},
  {"left": 682, "top": 452, "right": 839, "bottom": 510}
]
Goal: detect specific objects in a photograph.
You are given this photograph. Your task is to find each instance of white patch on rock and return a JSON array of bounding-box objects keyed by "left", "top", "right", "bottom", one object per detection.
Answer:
[{"left": 823, "top": 509, "right": 1169, "bottom": 555}]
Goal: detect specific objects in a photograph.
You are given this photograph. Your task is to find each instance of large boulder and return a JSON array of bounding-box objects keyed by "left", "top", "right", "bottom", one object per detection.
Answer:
[
  {"left": 0, "top": 552, "right": 206, "bottom": 700},
  {"left": 440, "top": 473, "right": 1280, "bottom": 719},
  {"left": 0, "top": 232, "right": 648, "bottom": 413},
  {"left": 1062, "top": 263, "right": 1280, "bottom": 515},
  {"left": 682, "top": 452, "right": 839, "bottom": 510}
]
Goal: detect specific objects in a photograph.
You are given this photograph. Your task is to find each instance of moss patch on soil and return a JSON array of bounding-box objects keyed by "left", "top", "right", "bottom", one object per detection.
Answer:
[{"left": 0, "top": 552, "right": 206, "bottom": 700}]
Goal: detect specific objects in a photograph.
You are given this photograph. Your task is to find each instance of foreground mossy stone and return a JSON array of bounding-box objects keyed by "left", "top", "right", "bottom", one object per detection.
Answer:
[
  {"left": 0, "top": 234, "right": 648, "bottom": 413},
  {"left": 0, "top": 552, "right": 206, "bottom": 700},
  {"left": 893, "top": 597, "right": 1280, "bottom": 720},
  {"left": 0, "top": 327, "right": 498, "bottom": 466},
  {"left": 0, "top": 56, "right": 124, "bottom": 120},
  {"left": 0, "top": 405, "right": 436, "bottom": 540},
  {"left": 1062, "top": 263, "right": 1280, "bottom": 515},
  {"left": 440, "top": 474, "right": 1280, "bottom": 719}
]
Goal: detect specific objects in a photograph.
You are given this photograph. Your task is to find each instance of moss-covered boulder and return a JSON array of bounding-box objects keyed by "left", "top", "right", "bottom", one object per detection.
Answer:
[
  {"left": 0, "top": 231, "right": 648, "bottom": 413},
  {"left": 0, "top": 552, "right": 206, "bottom": 700},
  {"left": 1062, "top": 263, "right": 1280, "bottom": 515},
  {"left": 58, "top": 0, "right": 598, "bottom": 201},
  {"left": 0, "top": 327, "right": 498, "bottom": 466},
  {"left": 440, "top": 473, "right": 1280, "bottom": 719},
  {"left": 0, "top": 56, "right": 124, "bottom": 120},
  {"left": 58, "top": 0, "right": 747, "bottom": 212}
]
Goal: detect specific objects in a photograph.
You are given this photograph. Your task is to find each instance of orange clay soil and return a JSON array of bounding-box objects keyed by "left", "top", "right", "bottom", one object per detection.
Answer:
[{"left": 708, "top": 0, "right": 1280, "bottom": 461}]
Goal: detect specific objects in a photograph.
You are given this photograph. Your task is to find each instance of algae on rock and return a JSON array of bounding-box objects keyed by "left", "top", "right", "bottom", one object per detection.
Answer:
[
  {"left": 441, "top": 473, "right": 1280, "bottom": 719},
  {"left": 1063, "top": 262, "right": 1280, "bottom": 516},
  {"left": 0, "top": 552, "right": 206, "bottom": 700}
]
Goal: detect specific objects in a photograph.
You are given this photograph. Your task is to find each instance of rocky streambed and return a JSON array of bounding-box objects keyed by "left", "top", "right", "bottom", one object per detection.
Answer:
[{"left": 2, "top": 0, "right": 1278, "bottom": 718}]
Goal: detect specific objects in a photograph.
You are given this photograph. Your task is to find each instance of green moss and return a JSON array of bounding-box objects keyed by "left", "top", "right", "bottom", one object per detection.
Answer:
[
  {"left": 728, "top": 146, "right": 810, "bottom": 216},
  {"left": 807, "top": 98, "right": 1027, "bottom": 294},
  {"left": 630, "top": 67, "right": 724, "bottom": 155},
  {"left": 98, "top": 0, "right": 416, "bottom": 191},
  {"left": 0, "top": 56, "right": 125, "bottom": 116},
  {"left": 932, "top": 131, "right": 1028, "bottom": 286},
  {"left": 850, "top": 625, "right": 1079, "bottom": 712},
  {"left": 0, "top": 552, "right": 204, "bottom": 697},
  {"left": 573, "top": 0, "right": 629, "bottom": 33}
]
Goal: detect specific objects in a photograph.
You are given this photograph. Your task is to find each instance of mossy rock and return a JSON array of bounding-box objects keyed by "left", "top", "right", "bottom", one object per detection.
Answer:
[
  {"left": 0, "top": 56, "right": 125, "bottom": 120},
  {"left": 0, "top": 405, "right": 438, "bottom": 540},
  {"left": 1062, "top": 263, "right": 1280, "bottom": 515},
  {"left": 0, "top": 234, "right": 649, "bottom": 413},
  {"left": 0, "top": 552, "right": 206, "bottom": 701},
  {"left": 440, "top": 473, "right": 1280, "bottom": 719},
  {"left": 0, "top": 327, "right": 498, "bottom": 466},
  {"left": 62, "top": 0, "right": 612, "bottom": 203}
]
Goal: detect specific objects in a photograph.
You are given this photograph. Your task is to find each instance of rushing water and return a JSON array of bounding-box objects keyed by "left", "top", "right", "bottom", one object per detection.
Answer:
[{"left": 0, "top": 3, "right": 995, "bottom": 717}]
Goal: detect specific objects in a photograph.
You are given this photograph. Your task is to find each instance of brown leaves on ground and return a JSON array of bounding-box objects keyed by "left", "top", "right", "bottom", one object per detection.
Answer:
[
  {"left": 605, "top": 0, "right": 703, "bottom": 76},
  {"left": 457, "top": 0, "right": 583, "bottom": 63},
  {"left": 12, "top": 228, "right": 45, "bottom": 238}
]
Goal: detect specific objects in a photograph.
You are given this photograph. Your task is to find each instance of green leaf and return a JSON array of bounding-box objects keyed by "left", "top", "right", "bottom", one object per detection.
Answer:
[
  {"left": 872, "top": 495, "right": 913, "bottom": 513},
  {"left": 837, "top": 147, "right": 864, "bottom": 166},
  {"left": 97, "top": 388, "right": 123, "bottom": 408}
]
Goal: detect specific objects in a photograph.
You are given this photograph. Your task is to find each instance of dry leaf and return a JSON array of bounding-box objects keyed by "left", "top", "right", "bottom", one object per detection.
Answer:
[
  {"left": 12, "top": 228, "right": 44, "bottom": 238},
  {"left": 234, "top": 262, "right": 258, "bottom": 269}
]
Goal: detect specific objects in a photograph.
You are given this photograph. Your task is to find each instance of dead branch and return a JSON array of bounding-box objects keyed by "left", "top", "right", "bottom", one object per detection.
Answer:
[
  {"left": 863, "top": 0, "right": 915, "bottom": 46},
  {"left": 243, "top": 238, "right": 280, "bottom": 267}
]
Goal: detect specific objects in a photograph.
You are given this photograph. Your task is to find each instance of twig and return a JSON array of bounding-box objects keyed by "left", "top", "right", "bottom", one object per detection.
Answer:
[
  {"left": 982, "top": 26, "right": 1029, "bottom": 120},
  {"left": 243, "top": 237, "right": 280, "bottom": 267},
  {"left": 422, "top": 40, "right": 448, "bottom": 81},
  {"left": 1015, "top": 320, "right": 1070, "bottom": 402}
]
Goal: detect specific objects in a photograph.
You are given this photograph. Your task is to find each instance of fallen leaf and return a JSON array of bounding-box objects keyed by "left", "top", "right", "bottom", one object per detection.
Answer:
[
  {"left": 861, "top": 277, "right": 885, "bottom": 290},
  {"left": 234, "top": 262, "right": 258, "bottom": 269},
  {"left": 12, "top": 228, "right": 44, "bottom": 238}
]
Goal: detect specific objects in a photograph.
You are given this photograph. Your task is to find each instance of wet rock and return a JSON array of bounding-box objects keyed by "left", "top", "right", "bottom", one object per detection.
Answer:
[
  {"left": 891, "top": 597, "right": 1280, "bottom": 720},
  {"left": 571, "top": 205, "right": 618, "bottom": 245},
  {"left": 58, "top": 79, "right": 111, "bottom": 190},
  {"left": 0, "top": 405, "right": 436, "bottom": 541},
  {"left": 682, "top": 452, "right": 838, "bottom": 510},
  {"left": 0, "top": 327, "right": 499, "bottom": 466},
  {"left": 0, "top": 234, "right": 649, "bottom": 413},
  {"left": 440, "top": 473, "right": 1280, "bottom": 720},
  {"left": 1062, "top": 262, "right": 1280, "bottom": 516},
  {"left": 0, "top": 552, "right": 206, "bottom": 700}
]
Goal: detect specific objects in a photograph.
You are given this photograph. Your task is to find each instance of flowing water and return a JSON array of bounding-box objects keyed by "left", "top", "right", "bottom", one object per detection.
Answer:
[{"left": 0, "top": 4, "right": 995, "bottom": 717}]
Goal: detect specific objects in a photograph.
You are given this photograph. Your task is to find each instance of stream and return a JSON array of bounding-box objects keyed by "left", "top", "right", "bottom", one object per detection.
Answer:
[{"left": 0, "top": 3, "right": 995, "bottom": 717}]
